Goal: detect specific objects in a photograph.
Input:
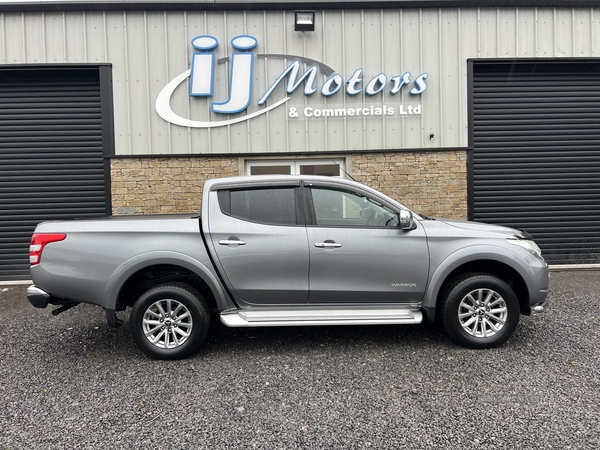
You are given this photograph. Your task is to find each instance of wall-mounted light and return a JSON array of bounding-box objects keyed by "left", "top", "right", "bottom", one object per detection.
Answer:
[
  {"left": 429, "top": 132, "right": 435, "bottom": 141},
  {"left": 295, "top": 11, "right": 315, "bottom": 32}
]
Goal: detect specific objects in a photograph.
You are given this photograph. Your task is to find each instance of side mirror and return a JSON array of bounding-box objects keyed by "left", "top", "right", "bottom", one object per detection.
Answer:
[{"left": 399, "top": 210, "right": 416, "bottom": 230}]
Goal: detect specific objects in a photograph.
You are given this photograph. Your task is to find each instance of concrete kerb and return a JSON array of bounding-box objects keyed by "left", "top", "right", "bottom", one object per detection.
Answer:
[
  {"left": 548, "top": 264, "right": 600, "bottom": 272},
  {"left": 0, "top": 280, "right": 33, "bottom": 286}
]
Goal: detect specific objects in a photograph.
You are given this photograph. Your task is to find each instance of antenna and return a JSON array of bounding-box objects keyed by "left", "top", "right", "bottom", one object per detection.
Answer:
[{"left": 333, "top": 161, "right": 357, "bottom": 182}]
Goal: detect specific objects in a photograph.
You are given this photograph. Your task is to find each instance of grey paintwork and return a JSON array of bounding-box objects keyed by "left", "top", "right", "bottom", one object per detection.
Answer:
[
  {"left": 29, "top": 175, "right": 549, "bottom": 327},
  {"left": 306, "top": 225, "right": 428, "bottom": 304},
  {"left": 205, "top": 188, "right": 310, "bottom": 306},
  {"left": 421, "top": 218, "right": 549, "bottom": 314},
  {"left": 30, "top": 215, "right": 233, "bottom": 313}
]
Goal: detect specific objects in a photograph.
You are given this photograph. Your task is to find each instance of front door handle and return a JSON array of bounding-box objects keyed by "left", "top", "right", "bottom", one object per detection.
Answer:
[{"left": 315, "top": 242, "right": 342, "bottom": 248}]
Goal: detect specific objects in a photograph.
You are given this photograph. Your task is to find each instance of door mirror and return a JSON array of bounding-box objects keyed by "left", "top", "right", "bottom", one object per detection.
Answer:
[{"left": 399, "top": 210, "right": 415, "bottom": 230}]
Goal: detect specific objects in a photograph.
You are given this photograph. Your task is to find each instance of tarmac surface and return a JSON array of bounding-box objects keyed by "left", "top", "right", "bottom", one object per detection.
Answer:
[{"left": 0, "top": 271, "right": 598, "bottom": 449}]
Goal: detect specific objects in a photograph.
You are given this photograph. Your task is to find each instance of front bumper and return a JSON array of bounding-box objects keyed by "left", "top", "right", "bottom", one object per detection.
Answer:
[{"left": 528, "top": 259, "right": 550, "bottom": 306}]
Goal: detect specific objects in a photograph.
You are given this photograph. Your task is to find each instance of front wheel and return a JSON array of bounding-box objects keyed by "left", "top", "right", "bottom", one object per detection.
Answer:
[
  {"left": 440, "top": 273, "right": 520, "bottom": 349},
  {"left": 130, "top": 283, "right": 210, "bottom": 360}
]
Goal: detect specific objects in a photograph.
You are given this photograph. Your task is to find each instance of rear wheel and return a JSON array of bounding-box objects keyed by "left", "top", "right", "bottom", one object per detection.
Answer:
[
  {"left": 130, "top": 283, "right": 210, "bottom": 360},
  {"left": 441, "top": 273, "right": 520, "bottom": 349}
]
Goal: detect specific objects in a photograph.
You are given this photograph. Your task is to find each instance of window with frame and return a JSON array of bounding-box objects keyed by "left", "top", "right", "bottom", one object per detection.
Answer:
[
  {"left": 310, "top": 187, "right": 400, "bottom": 228},
  {"left": 245, "top": 159, "right": 345, "bottom": 177},
  {"left": 218, "top": 188, "right": 297, "bottom": 225}
]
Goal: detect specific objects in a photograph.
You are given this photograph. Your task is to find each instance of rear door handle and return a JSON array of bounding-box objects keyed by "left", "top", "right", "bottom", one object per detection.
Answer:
[
  {"left": 315, "top": 242, "right": 342, "bottom": 248},
  {"left": 219, "top": 239, "right": 246, "bottom": 246}
]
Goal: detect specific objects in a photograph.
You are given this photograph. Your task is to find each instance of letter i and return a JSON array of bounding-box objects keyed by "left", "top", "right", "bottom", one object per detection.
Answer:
[{"left": 190, "top": 36, "right": 218, "bottom": 96}]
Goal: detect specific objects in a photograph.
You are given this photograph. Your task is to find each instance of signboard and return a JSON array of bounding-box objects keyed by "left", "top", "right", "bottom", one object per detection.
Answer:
[{"left": 156, "top": 35, "right": 428, "bottom": 129}]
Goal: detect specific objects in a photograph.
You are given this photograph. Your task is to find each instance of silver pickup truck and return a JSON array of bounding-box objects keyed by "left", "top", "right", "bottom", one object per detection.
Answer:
[{"left": 27, "top": 175, "right": 549, "bottom": 359}]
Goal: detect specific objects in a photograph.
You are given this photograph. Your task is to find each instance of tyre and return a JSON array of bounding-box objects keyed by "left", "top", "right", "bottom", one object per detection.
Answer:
[
  {"left": 440, "top": 273, "right": 520, "bottom": 349},
  {"left": 130, "top": 283, "right": 210, "bottom": 360}
]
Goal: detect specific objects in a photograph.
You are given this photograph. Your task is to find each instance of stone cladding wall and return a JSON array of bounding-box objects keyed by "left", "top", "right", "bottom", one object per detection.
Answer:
[
  {"left": 111, "top": 157, "right": 239, "bottom": 215},
  {"left": 111, "top": 151, "right": 467, "bottom": 219},
  {"left": 351, "top": 151, "right": 468, "bottom": 219}
]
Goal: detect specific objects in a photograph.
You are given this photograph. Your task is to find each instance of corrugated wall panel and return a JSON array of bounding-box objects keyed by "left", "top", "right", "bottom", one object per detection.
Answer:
[
  {"left": 1, "top": 8, "right": 600, "bottom": 155},
  {"left": 146, "top": 12, "right": 171, "bottom": 155},
  {"left": 471, "top": 61, "right": 600, "bottom": 264},
  {"left": 438, "top": 9, "right": 459, "bottom": 148},
  {"left": 0, "top": 68, "right": 108, "bottom": 280},
  {"left": 321, "top": 10, "right": 343, "bottom": 152},
  {"left": 0, "top": 8, "right": 446, "bottom": 154}
]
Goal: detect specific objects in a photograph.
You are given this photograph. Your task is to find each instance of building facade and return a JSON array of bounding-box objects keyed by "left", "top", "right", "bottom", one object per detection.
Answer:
[{"left": 1, "top": 0, "right": 599, "bottom": 279}]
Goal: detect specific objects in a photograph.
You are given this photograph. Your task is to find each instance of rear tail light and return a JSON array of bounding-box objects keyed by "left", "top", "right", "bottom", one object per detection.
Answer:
[{"left": 30, "top": 233, "right": 66, "bottom": 266}]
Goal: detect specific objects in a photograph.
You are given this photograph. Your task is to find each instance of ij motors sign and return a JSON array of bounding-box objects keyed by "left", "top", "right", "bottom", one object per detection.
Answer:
[{"left": 156, "top": 35, "right": 429, "bottom": 128}]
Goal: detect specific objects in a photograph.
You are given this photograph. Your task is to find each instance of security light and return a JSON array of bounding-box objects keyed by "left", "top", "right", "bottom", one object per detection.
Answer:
[{"left": 295, "top": 11, "right": 315, "bottom": 32}]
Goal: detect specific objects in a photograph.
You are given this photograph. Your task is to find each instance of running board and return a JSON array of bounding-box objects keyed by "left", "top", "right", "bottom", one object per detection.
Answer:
[{"left": 220, "top": 308, "right": 423, "bottom": 328}]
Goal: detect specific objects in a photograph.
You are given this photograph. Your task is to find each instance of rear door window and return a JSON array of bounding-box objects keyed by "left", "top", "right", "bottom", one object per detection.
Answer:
[{"left": 219, "top": 188, "right": 298, "bottom": 225}]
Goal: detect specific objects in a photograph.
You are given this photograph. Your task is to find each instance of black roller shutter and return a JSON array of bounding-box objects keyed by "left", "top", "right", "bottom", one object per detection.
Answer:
[
  {"left": 470, "top": 60, "right": 600, "bottom": 265},
  {"left": 0, "top": 66, "right": 112, "bottom": 280}
]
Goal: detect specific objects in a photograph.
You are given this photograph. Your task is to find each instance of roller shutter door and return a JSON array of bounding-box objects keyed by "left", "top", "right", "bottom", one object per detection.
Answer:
[
  {"left": 0, "top": 67, "right": 111, "bottom": 280},
  {"left": 471, "top": 60, "right": 600, "bottom": 265}
]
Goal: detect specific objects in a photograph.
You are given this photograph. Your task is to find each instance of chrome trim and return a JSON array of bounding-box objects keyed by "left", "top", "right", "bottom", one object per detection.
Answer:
[
  {"left": 220, "top": 308, "right": 423, "bottom": 327},
  {"left": 314, "top": 242, "right": 342, "bottom": 248},
  {"left": 399, "top": 209, "right": 413, "bottom": 229},
  {"left": 218, "top": 239, "right": 246, "bottom": 246}
]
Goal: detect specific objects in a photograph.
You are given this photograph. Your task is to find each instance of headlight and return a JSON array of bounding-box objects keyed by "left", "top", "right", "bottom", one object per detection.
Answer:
[{"left": 507, "top": 238, "right": 543, "bottom": 259}]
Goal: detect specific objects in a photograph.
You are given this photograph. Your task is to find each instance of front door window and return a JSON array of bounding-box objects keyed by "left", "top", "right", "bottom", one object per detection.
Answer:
[{"left": 310, "top": 187, "right": 400, "bottom": 228}]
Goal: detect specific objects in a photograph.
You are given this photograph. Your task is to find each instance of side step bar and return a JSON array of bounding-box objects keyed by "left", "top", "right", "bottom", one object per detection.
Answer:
[{"left": 220, "top": 308, "right": 423, "bottom": 328}]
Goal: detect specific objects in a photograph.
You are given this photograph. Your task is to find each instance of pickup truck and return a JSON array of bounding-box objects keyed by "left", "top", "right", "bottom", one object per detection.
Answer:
[{"left": 27, "top": 175, "right": 549, "bottom": 359}]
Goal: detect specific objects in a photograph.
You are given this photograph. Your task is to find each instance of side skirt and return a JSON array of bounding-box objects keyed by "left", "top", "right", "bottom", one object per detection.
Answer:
[{"left": 220, "top": 308, "right": 423, "bottom": 327}]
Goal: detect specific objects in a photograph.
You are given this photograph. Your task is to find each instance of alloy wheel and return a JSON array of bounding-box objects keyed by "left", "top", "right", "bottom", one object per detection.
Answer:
[
  {"left": 458, "top": 288, "right": 508, "bottom": 338},
  {"left": 142, "top": 298, "right": 193, "bottom": 349}
]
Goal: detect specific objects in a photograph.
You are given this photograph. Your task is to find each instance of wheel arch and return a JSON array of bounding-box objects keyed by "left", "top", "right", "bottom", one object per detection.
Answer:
[
  {"left": 101, "top": 251, "right": 232, "bottom": 314},
  {"left": 422, "top": 246, "right": 535, "bottom": 323}
]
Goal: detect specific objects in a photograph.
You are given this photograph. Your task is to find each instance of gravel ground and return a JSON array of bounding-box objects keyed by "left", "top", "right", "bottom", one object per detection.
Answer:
[{"left": 0, "top": 271, "right": 598, "bottom": 449}]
